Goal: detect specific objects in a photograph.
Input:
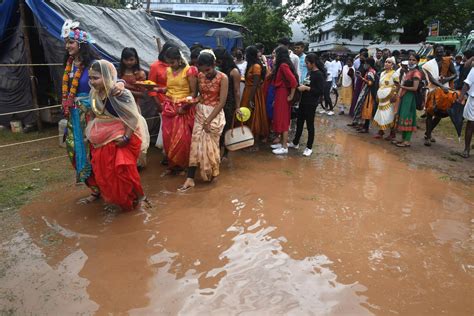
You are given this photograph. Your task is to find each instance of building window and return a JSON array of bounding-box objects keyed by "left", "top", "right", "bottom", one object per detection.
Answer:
[
  {"left": 363, "top": 32, "right": 373, "bottom": 41},
  {"left": 175, "top": 11, "right": 187, "bottom": 15},
  {"left": 325, "top": 32, "right": 329, "bottom": 40},
  {"left": 190, "top": 11, "right": 202, "bottom": 17},
  {"left": 221, "top": 12, "right": 228, "bottom": 18},
  {"left": 342, "top": 31, "right": 352, "bottom": 40},
  {"left": 206, "top": 12, "right": 219, "bottom": 18}
]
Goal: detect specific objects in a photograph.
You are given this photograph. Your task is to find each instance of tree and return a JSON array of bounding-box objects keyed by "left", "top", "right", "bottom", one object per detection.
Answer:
[
  {"left": 225, "top": 0, "right": 292, "bottom": 51},
  {"left": 286, "top": 0, "right": 474, "bottom": 44}
]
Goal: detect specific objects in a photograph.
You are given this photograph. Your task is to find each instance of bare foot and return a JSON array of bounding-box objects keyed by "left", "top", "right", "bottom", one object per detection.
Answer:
[
  {"left": 177, "top": 178, "right": 195, "bottom": 192},
  {"left": 134, "top": 196, "right": 151, "bottom": 210},
  {"left": 104, "top": 204, "right": 120, "bottom": 212},
  {"left": 77, "top": 193, "right": 100, "bottom": 205}
]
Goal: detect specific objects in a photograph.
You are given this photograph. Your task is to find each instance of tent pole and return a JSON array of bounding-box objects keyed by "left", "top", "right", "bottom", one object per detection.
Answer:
[
  {"left": 19, "top": 0, "right": 42, "bottom": 131},
  {"left": 146, "top": 0, "right": 151, "bottom": 13}
]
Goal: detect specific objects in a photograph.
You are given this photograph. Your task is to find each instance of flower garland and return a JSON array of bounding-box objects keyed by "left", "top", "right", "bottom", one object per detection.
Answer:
[{"left": 62, "top": 56, "right": 83, "bottom": 117}]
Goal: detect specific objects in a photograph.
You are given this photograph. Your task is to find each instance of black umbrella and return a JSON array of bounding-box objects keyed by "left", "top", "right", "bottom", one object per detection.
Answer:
[
  {"left": 205, "top": 28, "right": 243, "bottom": 39},
  {"left": 447, "top": 100, "right": 464, "bottom": 139}
]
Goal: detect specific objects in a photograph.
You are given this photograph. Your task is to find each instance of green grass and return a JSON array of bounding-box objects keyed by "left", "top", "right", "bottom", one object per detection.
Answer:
[
  {"left": 417, "top": 111, "right": 466, "bottom": 140},
  {"left": 0, "top": 127, "right": 72, "bottom": 211}
]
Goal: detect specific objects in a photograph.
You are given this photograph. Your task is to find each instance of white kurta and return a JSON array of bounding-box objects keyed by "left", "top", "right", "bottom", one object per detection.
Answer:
[{"left": 463, "top": 67, "right": 474, "bottom": 121}]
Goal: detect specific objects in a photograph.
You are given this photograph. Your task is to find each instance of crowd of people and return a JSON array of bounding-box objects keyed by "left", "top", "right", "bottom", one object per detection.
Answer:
[
  {"left": 338, "top": 46, "right": 474, "bottom": 153},
  {"left": 60, "top": 20, "right": 474, "bottom": 211}
]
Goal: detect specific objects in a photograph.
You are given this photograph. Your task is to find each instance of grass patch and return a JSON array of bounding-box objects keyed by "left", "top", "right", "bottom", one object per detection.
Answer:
[
  {"left": 417, "top": 112, "right": 466, "bottom": 140},
  {"left": 282, "top": 169, "right": 293, "bottom": 176},
  {"left": 0, "top": 127, "right": 72, "bottom": 211}
]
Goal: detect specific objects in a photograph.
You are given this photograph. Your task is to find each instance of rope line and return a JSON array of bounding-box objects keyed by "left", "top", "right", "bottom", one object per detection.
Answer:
[
  {"left": 0, "top": 116, "right": 160, "bottom": 148},
  {"left": 1, "top": 131, "right": 161, "bottom": 171},
  {"left": 0, "top": 104, "right": 62, "bottom": 116},
  {"left": 0, "top": 155, "right": 68, "bottom": 172},
  {"left": 0, "top": 105, "right": 163, "bottom": 117},
  {"left": 0, "top": 63, "right": 63, "bottom": 67},
  {"left": 0, "top": 135, "right": 59, "bottom": 149}
]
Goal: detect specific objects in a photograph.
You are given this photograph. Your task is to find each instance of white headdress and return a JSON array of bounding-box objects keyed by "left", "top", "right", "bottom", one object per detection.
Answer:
[
  {"left": 61, "top": 19, "right": 94, "bottom": 43},
  {"left": 385, "top": 57, "right": 396, "bottom": 65},
  {"left": 199, "top": 49, "right": 216, "bottom": 60}
]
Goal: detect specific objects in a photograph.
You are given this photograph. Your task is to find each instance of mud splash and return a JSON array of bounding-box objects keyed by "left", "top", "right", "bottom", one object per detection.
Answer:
[{"left": 1, "top": 127, "right": 473, "bottom": 315}]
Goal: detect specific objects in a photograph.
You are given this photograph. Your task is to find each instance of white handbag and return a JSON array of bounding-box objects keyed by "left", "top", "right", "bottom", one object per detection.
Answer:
[
  {"left": 224, "top": 115, "right": 254, "bottom": 151},
  {"left": 155, "top": 114, "right": 163, "bottom": 149}
]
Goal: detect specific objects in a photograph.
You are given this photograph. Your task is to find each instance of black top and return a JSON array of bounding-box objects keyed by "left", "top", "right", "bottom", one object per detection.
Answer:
[
  {"left": 225, "top": 69, "right": 236, "bottom": 108},
  {"left": 105, "top": 98, "right": 119, "bottom": 117},
  {"left": 300, "top": 69, "right": 324, "bottom": 105}
]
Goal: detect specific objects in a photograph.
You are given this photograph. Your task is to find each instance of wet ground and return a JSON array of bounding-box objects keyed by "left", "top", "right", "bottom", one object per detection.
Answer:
[{"left": 1, "top": 119, "right": 473, "bottom": 315}]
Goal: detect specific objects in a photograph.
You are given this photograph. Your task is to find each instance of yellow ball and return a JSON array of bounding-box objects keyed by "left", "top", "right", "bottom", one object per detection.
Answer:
[{"left": 236, "top": 107, "right": 251, "bottom": 122}]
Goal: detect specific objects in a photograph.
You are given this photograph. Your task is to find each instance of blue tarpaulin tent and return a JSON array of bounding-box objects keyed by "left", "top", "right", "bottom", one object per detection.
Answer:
[{"left": 154, "top": 12, "right": 245, "bottom": 52}]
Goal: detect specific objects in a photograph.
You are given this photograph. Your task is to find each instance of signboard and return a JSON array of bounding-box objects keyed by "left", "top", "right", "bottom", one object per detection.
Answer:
[{"left": 429, "top": 21, "right": 440, "bottom": 36}]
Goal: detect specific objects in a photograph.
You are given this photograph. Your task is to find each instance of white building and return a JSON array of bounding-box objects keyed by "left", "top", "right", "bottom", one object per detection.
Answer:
[
  {"left": 146, "top": 0, "right": 242, "bottom": 20},
  {"left": 307, "top": 14, "right": 400, "bottom": 53}
]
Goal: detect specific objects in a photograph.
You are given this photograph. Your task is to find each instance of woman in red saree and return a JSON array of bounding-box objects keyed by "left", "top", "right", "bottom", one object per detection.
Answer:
[
  {"left": 86, "top": 60, "right": 150, "bottom": 211},
  {"left": 161, "top": 47, "right": 198, "bottom": 172}
]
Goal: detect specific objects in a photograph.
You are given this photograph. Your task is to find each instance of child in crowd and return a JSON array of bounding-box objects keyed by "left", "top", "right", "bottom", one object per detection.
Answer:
[
  {"left": 178, "top": 50, "right": 228, "bottom": 192},
  {"left": 118, "top": 47, "right": 146, "bottom": 103}
]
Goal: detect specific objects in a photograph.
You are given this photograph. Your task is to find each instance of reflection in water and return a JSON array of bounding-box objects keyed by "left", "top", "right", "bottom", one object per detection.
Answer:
[
  {"left": 0, "top": 230, "right": 98, "bottom": 314},
  {"left": 2, "top": 128, "right": 473, "bottom": 315},
  {"left": 134, "top": 212, "right": 372, "bottom": 315}
]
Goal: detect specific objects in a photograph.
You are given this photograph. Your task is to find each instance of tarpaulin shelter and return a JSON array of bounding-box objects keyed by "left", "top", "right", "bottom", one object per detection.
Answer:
[
  {"left": 153, "top": 11, "right": 246, "bottom": 52},
  {"left": 0, "top": 0, "right": 189, "bottom": 127}
]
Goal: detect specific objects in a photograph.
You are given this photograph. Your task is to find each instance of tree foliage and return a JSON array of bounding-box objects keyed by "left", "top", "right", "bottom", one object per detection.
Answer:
[
  {"left": 225, "top": 0, "right": 292, "bottom": 50},
  {"left": 286, "top": 0, "right": 474, "bottom": 43}
]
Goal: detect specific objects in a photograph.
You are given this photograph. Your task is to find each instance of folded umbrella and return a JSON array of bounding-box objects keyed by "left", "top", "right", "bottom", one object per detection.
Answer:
[{"left": 447, "top": 100, "right": 464, "bottom": 140}]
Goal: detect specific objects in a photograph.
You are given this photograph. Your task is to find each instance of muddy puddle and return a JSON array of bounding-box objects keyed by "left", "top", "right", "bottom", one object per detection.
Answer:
[{"left": 1, "top": 125, "right": 473, "bottom": 315}]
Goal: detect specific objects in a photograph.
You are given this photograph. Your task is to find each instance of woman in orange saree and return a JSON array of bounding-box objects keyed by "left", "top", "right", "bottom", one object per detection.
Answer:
[{"left": 240, "top": 46, "right": 269, "bottom": 144}]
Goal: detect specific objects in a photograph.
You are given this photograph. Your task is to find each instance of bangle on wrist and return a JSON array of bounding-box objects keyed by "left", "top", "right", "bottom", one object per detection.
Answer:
[{"left": 123, "top": 135, "right": 130, "bottom": 143}]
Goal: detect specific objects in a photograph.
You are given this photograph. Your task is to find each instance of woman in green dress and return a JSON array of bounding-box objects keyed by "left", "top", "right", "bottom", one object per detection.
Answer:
[{"left": 395, "top": 53, "right": 422, "bottom": 147}]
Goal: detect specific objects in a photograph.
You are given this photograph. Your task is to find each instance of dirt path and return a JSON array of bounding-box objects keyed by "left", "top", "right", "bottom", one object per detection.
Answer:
[{"left": 0, "top": 116, "right": 473, "bottom": 315}]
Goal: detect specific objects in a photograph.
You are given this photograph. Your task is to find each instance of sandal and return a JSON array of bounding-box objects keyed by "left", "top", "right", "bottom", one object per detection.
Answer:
[
  {"left": 424, "top": 135, "right": 436, "bottom": 143},
  {"left": 455, "top": 151, "right": 470, "bottom": 158},
  {"left": 77, "top": 192, "right": 100, "bottom": 205},
  {"left": 133, "top": 195, "right": 151, "bottom": 209},
  {"left": 177, "top": 184, "right": 194, "bottom": 193},
  {"left": 396, "top": 142, "right": 411, "bottom": 148}
]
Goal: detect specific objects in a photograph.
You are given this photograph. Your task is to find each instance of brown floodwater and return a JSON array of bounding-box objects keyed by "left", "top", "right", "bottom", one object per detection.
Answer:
[{"left": 1, "top": 127, "right": 473, "bottom": 315}]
